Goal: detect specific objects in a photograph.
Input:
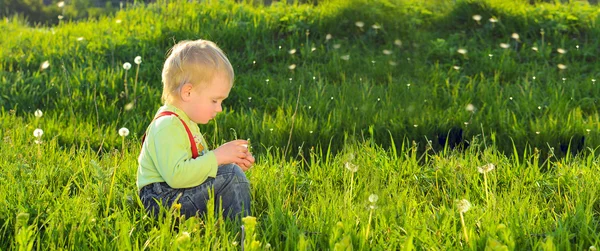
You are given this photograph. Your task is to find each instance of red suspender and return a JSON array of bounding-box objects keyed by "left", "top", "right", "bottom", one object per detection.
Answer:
[{"left": 141, "top": 111, "right": 199, "bottom": 159}]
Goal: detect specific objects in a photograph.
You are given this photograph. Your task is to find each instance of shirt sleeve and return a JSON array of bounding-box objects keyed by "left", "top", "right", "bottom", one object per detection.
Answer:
[{"left": 147, "top": 118, "right": 218, "bottom": 188}]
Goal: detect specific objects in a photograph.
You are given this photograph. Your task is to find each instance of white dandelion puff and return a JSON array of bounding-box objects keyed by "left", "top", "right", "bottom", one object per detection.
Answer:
[
  {"left": 40, "top": 61, "right": 50, "bottom": 70},
  {"left": 472, "top": 15, "right": 482, "bottom": 22},
  {"left": 134, "top": 56, "right": 142, "bottom": 65},
  {"left": 58, "top": 15, "right": 64, "bottom": 20},
  {"left": 76, "top": 37, "right": 85, "bottom": 41},
  {"left": 369, "top": 194, "right": 379, "bottom": 203},
  {"left": 124, "top": 102, "right": 134, "bottom": 111},
  {"left": 477, "top": 163, "right": 495, "bottom": 173},
  {"left": 413, "top": 124, "right": 418, "bottom": 128},
  {"left": 388, "top": 61, "right": 397, "bottom": 66},
  {"left": 532, "top": 47, "right": 538, "bottom": 52},
  {"left": 457, "top": 199, "right": 471, "bottom": 213},
  {"left": 500, "top": 43, "right": 510, "bottom": 49},
  {"left": 457, "top": 48, "right": 467, "bottom": 54},
  {"left": 115, "top": 19, "right": 122, "bottom": 24},
  {"left": 344, "top": 162, "right": 358, "bottom": 172},
  {"left": 118, "top": 127, "right": 129, "bottom": 137},
  {"left": 311, "top": 47, "right": 316, "bottom": 52},
  {"left": 511, "top": 33, "right": 520, "bottom": 40},
  {"left": 57, "top": 1, "right": 65, "bottom": 7},
  {"left": 557, "top": 64, "right": 567, "bottom": 70},
  {"left": 536, "top": 131, "right": 540, "bottom": 135},
  {"left": 288, "top": 64, "right": 296, "bottom": 70},
  {"left": 333, "top": 44, "right": 341, "bottom": 49},
  {"left": 340, "top": 55, "right": 350, "bottom": 61},
  {"left": 326, "top": 34, "right": 332, "bottom": 40},
  {"left": 372, "top": 24, "right": 381, "bottom": 30},
  {"left": 382, "top": 49, "right": 392, "bottom": 55},
  {"left": 123, "top": 62, "right": 131, "bottom": 70},
  {"left": 557, "top": 48, "right": 566, "bottom": 54},
  {"left": 33, "top": 128, "right": 44, "bottom": 138},
  {"left": 466, "top": 104, "right": 475, "bottom": 112},
  {"left": 489, "top": 17, "right": 498, "bottom": 23},
  {"left": 34, "top": 109, "right": 43, "bottom": 118},
  {"left": 394, "top": 39, "right": 402, "bottom": 47},
  {"left": 355, "top": 21, "right": 364, "bottom": 28},
  {"left": 288, "top": 49, "right": 296, "bottom": 54},
  {"left": 453, "top": 65, "right": 461, "bottom": 70}
]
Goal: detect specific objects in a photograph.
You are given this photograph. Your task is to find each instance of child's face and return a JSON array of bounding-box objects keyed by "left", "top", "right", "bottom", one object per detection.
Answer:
[{"left": 185, "top": 72, "right": 232, "bottom": 124}]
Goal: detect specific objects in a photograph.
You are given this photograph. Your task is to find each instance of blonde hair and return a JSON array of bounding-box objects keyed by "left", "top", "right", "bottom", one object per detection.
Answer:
[{"left": 161, "top": 39, "right": 234, "bottom": 104}]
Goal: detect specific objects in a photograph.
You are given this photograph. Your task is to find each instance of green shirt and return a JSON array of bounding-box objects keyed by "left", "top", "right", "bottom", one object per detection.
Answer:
[{"left": 136, "top": 104, "right": 218, "bottom": 191}]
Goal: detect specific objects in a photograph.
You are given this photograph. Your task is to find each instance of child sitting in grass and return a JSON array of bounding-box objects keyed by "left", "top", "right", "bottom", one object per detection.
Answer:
[{"left": 137, "top": 39, "right": 254, "bottom": 220}]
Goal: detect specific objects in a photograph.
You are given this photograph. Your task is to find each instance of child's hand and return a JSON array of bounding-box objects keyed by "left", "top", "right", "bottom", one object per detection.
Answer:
[
  {"left": 236, "top": 152, "right": 255, "bottom": 172},
  {"left": 213, "top": 140, "right": 250, "bottom": 166}
]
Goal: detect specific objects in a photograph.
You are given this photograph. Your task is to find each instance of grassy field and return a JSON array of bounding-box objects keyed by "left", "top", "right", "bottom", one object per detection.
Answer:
[{"left": 1, "top": 0, "right": 600, "bottom": 249}]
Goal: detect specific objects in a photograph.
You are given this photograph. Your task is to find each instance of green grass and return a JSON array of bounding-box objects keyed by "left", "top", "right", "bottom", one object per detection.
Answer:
[{"left": 1, "top": 0, "right": 600, "bottom": 249}]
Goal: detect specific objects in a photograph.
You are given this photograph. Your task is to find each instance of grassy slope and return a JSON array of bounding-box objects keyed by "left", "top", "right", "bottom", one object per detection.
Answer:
[{"left": 1, "top": 0, "right": 600, "bottom": 249}]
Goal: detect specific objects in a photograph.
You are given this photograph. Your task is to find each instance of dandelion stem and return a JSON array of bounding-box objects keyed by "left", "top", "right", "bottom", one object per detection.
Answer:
[
  {"left": 365, "top": 209, "right": 373, "bottom": 242},
  {"left": 134, "top": 64, "right": 139, "bottom": 102},
  {"left": 484, "top": 172, "right": 489, "bottom": 205},
  {"left": 124, "top": 71, "right": 129, "bottom": 100},
  {"left": 460, "top": 212, "right": 469, "bottom": 243},
  {"left": 283, "top": 85, "right": 301, "bottom": 160},
  {"left": 106, "top": 156, "right": 119, "bottom": 217},
  {"left": 349, "top": 171, "right": 354, "bottom": 202}
]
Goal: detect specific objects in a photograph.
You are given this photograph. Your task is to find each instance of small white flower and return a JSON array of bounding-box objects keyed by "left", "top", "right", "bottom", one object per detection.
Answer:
[
  {"left": 466, "top": 104, "right": 475, "bottom": 112},
  {"left": 266, "top": 79, "right": 270, "bottom": 83},
  {"left": 34, "top": 109, "right": 43, "bottom": 118},
  {"left": 265, "top": 243, "right": 271, "bottom": 249},
  {"left": 330, "top": 97, "right": 334, "bottom": 100},
  {"left": 115, "top": 19, "right": 122, "bottom": 24},
  {"left": 536, "top": 131, "right": 540, "bottom": 135},
  {"left": 232, "top": 241, "right": 239, "bottom": 246},
  {"left": 309, "top": 131, "right": 313, "bottom": 134},
  {"left": 57, "top": 1, "right": 65, "bottom": 7},
  {"left": 33, "top": 129, "right": 44, "bottom": 138},
  {"left": 557, "top": 48, "right": 566, "bottom": 54},
  {"left": 489, "top": 17, "right": 498, "bottom": 23},
  {"left": 40, "top": 60, "right": 50, "bottom": 70},
  {"left": 355, "top": 21, "right": 364, "bottom": 28},
  {"left": 76, "top": 37, "right": 85, "bottom": 41},
  {"left": 340, "top": 55, "right": 350, "bottom": 61},
  {"left": 311, "top": 47, "right": 316, "bottom": 52},
  {"left": 248, "top": 97, "right": 252, "bottom": 101},
  {"left": 592, "top": 79, "right": 596, "bottom": 83},
  {"left": 511, "top": 33, "right": 520, "bottom": 40},
  {"left": 134, "top": 56, "right": 142, "bottom": 65},
  {"left": 382, "top": 49, "right": 392, "bottom": 55},
  {"left": 288, "top": 64, "right": 296, "bottom": 70},
  {"left": 58, "top": 15, "right": 64, "bottom": 20},
  {"left": 372, "top": 24, "right": 381, "bottom": 30},
  {"left": 557, "top": 64, "right": 567, "bottom": 70},
  {"left": 344, "top": 162, "right": 358, "bottom": 172},
  {"left": 477, "top": 163, "right": 495, "bottom": 173},
  {"left": 394, "top": 39, "right": 402, "bottom": 47},
  {"left": 377, "top": 98, "right": 381, "bottom": 102},
  {"left": 589, "top": 246, "right": 596, "bottom": 251},
  {"left": 464, "top": 122, "right": 469, "bottom": 126},
  {"left": 472, "top": 15, "right": 482, "bottom": 22},
  {"left": 369, "top": 194, "right": 379, "bottom": 203},
  {"left": 488, "top": 54, "right": 493, "bottom": 58},
  {"left": 532, "top": 76, "right": 536, "bottom": 80},
  {"left": 457, "top": 48, "right": 467, "bottom": 55},
  {"left": 326, "top": 34, "right": 332, "bottom": 40},
  {"left": 532, "top": 47, "right": 538, "bottom": 52},
  {"left": 453, "top": 65, "right": 461, "bottom": 70},
  {"left": 413, "top": 124, "right": 418, "bottom": 128},
  {"left": 509, "top": 97, "right": 513, "bottom": 100},
  {"left": 123, "top": 62, "right": 131, "bottom": 70},
  {"left": 457, "top": 199, "right": 471, "bottom": 213},
  {"left": 500, "top": 43, "right": 510, "bottom": 49},
  {"left": 288, "top": 49, "right": 296, "bottom": 55},
  {"left": 124, "top": 102, "right": 134, "bottom": 111},
  {"left": 388, "top": 61, "right": 397, "bottom": 66},
  {"left": 586, "top": 129, "right": 591, "bottom": 133},
  {"left": 269, "top": 128, "right": 273, "bottom": 132},
  {"left": 333, "top": 44, "right": 341, "bottom": 49},
  {"left": 118, "top": 127, "right": 129, "bottom": 137},
  {"left": 538, "top": 106, "right": 541, "bottom": 110}
]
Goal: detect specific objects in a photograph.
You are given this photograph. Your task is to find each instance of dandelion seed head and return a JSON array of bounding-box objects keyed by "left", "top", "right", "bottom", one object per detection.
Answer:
[
  {"left": 413, "top": 124, "right": 418, "bottom": 128},
  {"left": 326, "top": 34, "right": 332, "bottom": 40},
  {"left": 394, "top": 39, "right": 402, "bottom": 47},
  {"left": 115, "top": 19, "right": 122, "bottom": 24},
  {"left": 457, "top": 199, "right": 471, "bottom": 213},
  {"left": 33, "top": 128, "right": 44, "bottom": 138},
  {"left": 477, "top": 163, "right": 495, "bottom": 173},
  {"left": 500, "top": 43, "right": 510, "bottom": 49},
  {"left": 340, "top": 55, "right": 350, "bottom": 60},
  {"left": 76, "top": 37, "right": 85, "bottom": 41},
  {"left": 288, "top": 64, "right": 296, "bottom": 70},
  {"left": 123, "top": 62, "right": 131, "bottom": 70},
  {"left": 372, "top": 24, "right": 381, "bottom": 29},
  {"left": 538, "top": 106, "right": 541, "bottom": 110},
  {"left": 118, "top": 127, "right": 129, "bottom": 137},
  {"left": 40, "top": 60, "right": 50, "bottom": 70},
  {"left": 355, "top": 21, "right": 364, "bottom": 28},
  {"left": 464, "top": 122, "right": 469, "bottom": 126},
  {"left": 453, "top": 65, "right": 461, "bottom": 70},
  {"left": 34, "top": 109, "right": 43, "bottom": 118},
  {"left": 562, "top": 77, "right": 567, "bottom": 81},
  {"left": 124, "top": 102, "right": 134, "bottom": 111},
  {"left": 472, "top": 15, "right": 482, "bottom": 21},
  {"left": 311, "top": 47, "right": 316, "bottom": 52},
  {"left": 511, "top": 33, "right": 520, "bottom": 40},
  {"left": 248, "top": 97, "right": 252, "bottom": 101},
  {"left": 509, "top": 97, "right": 513, "bottom": 100},
  {"left": 557, "top": 64, "right": 567, "bottom": 70},
  {"left": 344, "top": 162, "right": 358, "bottom": 172},
  {"left": 333, "top": 44, "right": 341, "bottom": 49},
  {"left": 536, "top": 131, "right": 540, "bottom": 135},
  {"left": 57, "top": 1, "right": 65, "bottom": 7},
  {"left": 288, "top": 49, "right": 296, "bottom": 54},
  {"left": 58, "top": 15, "right": 64, "bottom": 20},
  {"left": 586, "top": 129, "right": 591, "bottom": 133},
  {"left": 457, "top": 48, "right": 467, "bottom": 55},
  {"left": 590, "top": 246, "right": 597, "bottom": 251},
  {"left": 466, "top": 104, "right": 475, "bottom": 112},
  {"left": 388, "top": 61, "right": 397, "bottom": 66},
  {"left": 557, "top": 48, "right": 566, "bottom": 54},
  {"left": 533, "top": 76, "right": 536, "bottom": 80},
  {"left": 532, "top": 47, "right": 538, "bottom": 52},
  {"left": 309, "top": 130, "right": 313, "bottom": 134},
  {"left": 134, "top": 56, "right": 142, "bottom": 65},
  {"left": 369, "top": 194, "right": 379, "bottom": 203},
  {"left": 489, "top": 17, "right": 498, "bottom": 23},
  {"left": 383, "top": 49, "right": 392, "bottom": 55}
]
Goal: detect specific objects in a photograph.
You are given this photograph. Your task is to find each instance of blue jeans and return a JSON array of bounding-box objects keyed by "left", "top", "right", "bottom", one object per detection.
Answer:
[{"left": 139, "top": 164, "right": 251, "bottom": 220}]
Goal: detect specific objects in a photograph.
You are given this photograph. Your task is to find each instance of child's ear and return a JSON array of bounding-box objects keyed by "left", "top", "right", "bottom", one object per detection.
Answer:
[{"left": 180, "top": 83, "right": 194, "bottom": 101}]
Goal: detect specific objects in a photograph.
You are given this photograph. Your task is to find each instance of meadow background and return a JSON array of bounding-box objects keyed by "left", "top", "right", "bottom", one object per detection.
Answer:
[{"left": 1, "top": 0, "right": 600, "bottom": 249}]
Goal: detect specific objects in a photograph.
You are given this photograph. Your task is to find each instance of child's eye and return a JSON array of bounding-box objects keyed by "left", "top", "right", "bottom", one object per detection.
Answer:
[{"left": 212, "top": 100, "right": 218, "bottom": 103}]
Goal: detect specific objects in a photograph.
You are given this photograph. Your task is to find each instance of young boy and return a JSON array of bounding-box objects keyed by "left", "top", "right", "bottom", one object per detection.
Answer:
[{"left": 137, "top": 39, "right": 254, "bottom": 220}]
